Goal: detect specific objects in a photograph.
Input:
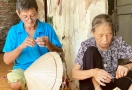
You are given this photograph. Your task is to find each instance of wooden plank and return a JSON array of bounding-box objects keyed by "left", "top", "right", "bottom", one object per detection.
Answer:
[
  {"left": 117, "top": 0, "right": 132, "bottom": 6},
  {"left": 116, "top": 15, "right": 132, "bottom": 47},
  {"left": 117, "top": 5, "right": 132, "bottom": 14}
]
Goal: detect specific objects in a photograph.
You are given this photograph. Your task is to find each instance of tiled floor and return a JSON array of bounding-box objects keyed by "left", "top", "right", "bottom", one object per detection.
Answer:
[{"left": 0, "top": 53, "right": 13, "bottom": 90}]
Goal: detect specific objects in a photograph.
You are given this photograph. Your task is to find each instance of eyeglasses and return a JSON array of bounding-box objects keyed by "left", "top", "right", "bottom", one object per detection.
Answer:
[{"left": 21, "top": 14, "right": 37, "bottom": 21}]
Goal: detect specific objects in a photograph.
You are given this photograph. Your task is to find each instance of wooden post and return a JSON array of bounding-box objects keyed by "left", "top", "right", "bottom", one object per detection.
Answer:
[{"left": 44, "top": 0, "right": 47, "bottom": 22}]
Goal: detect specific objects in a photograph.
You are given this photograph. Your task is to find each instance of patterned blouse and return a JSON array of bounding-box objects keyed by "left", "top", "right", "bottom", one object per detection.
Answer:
[{"left": 75, "top": 36, "right": 132, "bottom": 76}]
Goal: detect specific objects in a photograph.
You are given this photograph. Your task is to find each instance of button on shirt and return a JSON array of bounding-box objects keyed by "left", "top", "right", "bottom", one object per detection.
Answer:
[
  {"left": 3, "top": 20, "right": 62, "bottom": 70},
  {"left": 75, "top": 36, "right": 132, "bottom": 76}
]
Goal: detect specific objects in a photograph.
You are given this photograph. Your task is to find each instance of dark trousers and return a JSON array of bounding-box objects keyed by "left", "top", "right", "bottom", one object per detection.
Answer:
[{"left": 79, "top": 46, "right": 132, "bottom": 90}]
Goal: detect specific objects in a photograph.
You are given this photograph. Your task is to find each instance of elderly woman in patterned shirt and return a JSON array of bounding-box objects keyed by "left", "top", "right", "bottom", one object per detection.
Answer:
[{"left": 72, "top": 14, "right": 132, "bottom": 90}]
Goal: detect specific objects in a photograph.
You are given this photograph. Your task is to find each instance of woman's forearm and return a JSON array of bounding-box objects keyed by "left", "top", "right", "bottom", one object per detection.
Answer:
[
  {"left": 72, "top": 69, "right": 94, "bottom": 80},
  {"left": 124, "top": 63, "right": 132, "bottom": 70}
]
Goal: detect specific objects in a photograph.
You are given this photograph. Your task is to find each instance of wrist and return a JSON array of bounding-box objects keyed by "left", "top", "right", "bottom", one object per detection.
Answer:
[
  {"left": 46, "top": 42, "right": 52, "bottom": 49},
  {"left": 19, "top": 44, "right": 25, "bottom": 50},
  {"left": 90, "top": 69, "right": 95, "bottom": 77},
  {"left": 124, "top": 65, "right": 130, "bottom": 71}
]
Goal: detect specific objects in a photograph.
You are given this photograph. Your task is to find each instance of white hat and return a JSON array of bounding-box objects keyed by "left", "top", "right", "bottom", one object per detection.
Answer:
[{"left": 24, "top": 52, "right": 63, "bottom": 90}]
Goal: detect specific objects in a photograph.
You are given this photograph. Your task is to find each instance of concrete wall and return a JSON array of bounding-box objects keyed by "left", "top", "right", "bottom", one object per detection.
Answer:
[
  {"left": 37, "top": 0, "right": 108, "bottom": 86},
  {"left": 36, "top": 0, "right": 45, "bottom": 22},
  {"left": 47, "top": 0, "right": 108, "bottom": 76}
]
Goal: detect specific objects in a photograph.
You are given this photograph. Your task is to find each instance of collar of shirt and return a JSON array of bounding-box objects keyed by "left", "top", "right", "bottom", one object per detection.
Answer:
[{"left": 16, "top": 19, "right": 43, "bottom": 34}]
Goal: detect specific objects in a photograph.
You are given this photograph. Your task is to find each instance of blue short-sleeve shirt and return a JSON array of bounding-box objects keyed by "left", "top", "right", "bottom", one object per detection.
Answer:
[{"left": 3, "top": 20, "right": 62, "bottom": 70}]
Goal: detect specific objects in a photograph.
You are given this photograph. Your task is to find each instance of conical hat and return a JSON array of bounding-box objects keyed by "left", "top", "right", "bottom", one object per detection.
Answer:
[{"left": 24, "top": 52, "right": 63, "bottom": 90}]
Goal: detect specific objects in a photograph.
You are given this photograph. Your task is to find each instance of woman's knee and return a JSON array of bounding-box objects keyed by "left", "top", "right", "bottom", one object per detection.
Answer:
[
  {"left": 87, "top": 46, "right": 98, "bottom": 52},
  {"left": 10, "top": 82, "right": 22, "bottom": 90},
  {"left": 127, "top": 70, "right": 132, "bottom": 78},
  {"left": 85, "top": 46, "right": 101, "bottom": 58}
]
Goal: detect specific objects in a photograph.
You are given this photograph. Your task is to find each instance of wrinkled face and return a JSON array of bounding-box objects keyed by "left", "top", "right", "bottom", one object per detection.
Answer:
[
  {"left": 16, "top": 8, "right": 38, "bottom": 27},
  {"left": 92, "top": 23, "right": 113, "bottom": 50}
]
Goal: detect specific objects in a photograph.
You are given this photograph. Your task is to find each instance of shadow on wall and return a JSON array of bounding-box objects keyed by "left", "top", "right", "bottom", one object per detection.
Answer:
[{"left": 47, "top": 16, "right": 53, "bottom": 26}]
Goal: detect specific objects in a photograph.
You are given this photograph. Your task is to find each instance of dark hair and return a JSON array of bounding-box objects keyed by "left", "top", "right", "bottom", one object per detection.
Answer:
[
  {"left": 16, "top": 0, "right": 38, "bottom": 14},
  {"left": 91, "top": 14, "right": 114, "bottom": 32}
]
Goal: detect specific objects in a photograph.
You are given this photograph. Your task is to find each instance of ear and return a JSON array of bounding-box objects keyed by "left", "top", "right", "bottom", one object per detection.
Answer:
[
  {"left": 91, "top": 30, "right": 94, "bottom": 36},
  {"left": 16, "top": 10, "right": 20, "bottom": 18}
]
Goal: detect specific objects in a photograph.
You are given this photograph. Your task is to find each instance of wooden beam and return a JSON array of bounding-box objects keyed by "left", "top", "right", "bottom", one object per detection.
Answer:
[{"left": 44, "top": 0, "right": 47, "bottom": 22}]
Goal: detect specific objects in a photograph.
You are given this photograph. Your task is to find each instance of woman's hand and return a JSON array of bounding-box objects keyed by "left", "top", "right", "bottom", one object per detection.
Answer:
[
  {"left": 35, "top": 36, "right": 51, "bottom": 47},
  {"left": 93, "top": 68, "right": 112, "bottom": 86},
  {"left": 116, "top": 65, "right": 129, "bottom": 79}
]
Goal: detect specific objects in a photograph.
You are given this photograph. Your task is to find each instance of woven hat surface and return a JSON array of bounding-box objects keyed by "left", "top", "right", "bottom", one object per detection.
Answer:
[{"left": 24, "top": 52, "right": 63, "bottom": 90}]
